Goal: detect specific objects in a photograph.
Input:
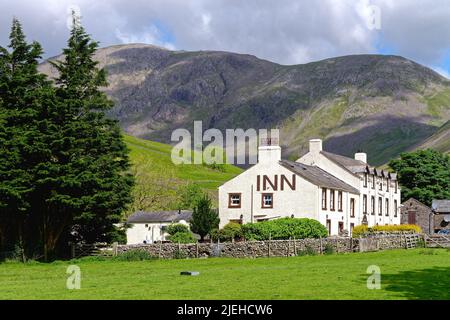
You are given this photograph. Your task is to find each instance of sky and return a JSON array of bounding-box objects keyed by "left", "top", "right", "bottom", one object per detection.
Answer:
[{"left": 1, "top": 0, "right": 450, "bottom": 78}]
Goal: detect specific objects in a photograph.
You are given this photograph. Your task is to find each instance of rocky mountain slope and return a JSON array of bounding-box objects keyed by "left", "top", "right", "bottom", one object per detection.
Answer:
[{"left": 39, "top": 44, "right": 450, "bottom": 165}]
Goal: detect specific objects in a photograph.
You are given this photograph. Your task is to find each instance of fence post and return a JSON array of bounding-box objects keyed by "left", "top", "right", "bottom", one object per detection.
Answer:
[
  {"left": 112, "top": 242, "right": 118, "bottom": 256},
  {"left": 293, "top": 236, "right": 297, "bottom": 256},
  {"left": 287, "top": 237, "right": 291, "bottom": 257}
]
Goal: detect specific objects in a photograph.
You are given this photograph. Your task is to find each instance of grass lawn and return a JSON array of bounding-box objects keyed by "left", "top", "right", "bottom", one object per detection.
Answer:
[{"left": 0, "top": 249, "right": 449, "bottom": 300}]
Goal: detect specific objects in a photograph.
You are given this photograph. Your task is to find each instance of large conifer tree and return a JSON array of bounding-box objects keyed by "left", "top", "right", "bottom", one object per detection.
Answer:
[
  {"left": 46, "top": 13, "right": 134, "bottom": 255},
  {"left": 0, "top": 18, "right": 53, "bottom": 258}
]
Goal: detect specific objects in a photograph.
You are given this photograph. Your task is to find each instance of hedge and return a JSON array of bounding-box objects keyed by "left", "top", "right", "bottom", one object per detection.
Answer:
[
  {"left": 211, "top": 222, "right": 243, "bottom": 242},
  {"left": 352, "top": 224, "right": 422, "bottom": 238},
  {"left": 242, "top": 218, "right": 328, "bottom": 240}
]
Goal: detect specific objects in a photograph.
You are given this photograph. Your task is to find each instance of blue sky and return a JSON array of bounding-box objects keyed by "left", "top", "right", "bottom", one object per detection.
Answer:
[{"left": 1, "top": 0, "right": 450, "bottom": 78}]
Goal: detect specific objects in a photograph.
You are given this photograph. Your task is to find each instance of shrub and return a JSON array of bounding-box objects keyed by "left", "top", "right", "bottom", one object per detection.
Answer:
[
  {"left": 352, "top": 224, "right": 422, "bottom": 238},
  {"left": 113, "top": 249, "right": 155, "bottom": 261},
  {"left": 167, "top": 232, "right": 196, "bottom": 244},
  {"left": 297, "top": 246, "right": 317, "bottom": 256},
  {"left": 167, "top": 223, "right": 190, "bottom": 235},
  {"left": 242, "top": 218, "right": 328, "bottom": 241},
  {"left": 323, "top": 243, "right": 335, "bottom": 255},
  {"left": 352, "top": 225, "right": 369, "bottom": 238},
  {"left": 211, "top": 222, "right": 243, "bottom": 242},
  {"left": 173, "top": 249, "right": 187, "bottom": 259}
]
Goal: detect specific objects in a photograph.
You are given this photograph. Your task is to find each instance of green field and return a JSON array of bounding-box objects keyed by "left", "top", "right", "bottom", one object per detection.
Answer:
[{"left": 1, "top": 249, "right": 449, "bottom": 300}]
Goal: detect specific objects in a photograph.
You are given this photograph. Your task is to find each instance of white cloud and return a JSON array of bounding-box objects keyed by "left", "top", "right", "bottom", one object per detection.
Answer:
[{"left": 0, "top": 0, "right": 449, "bottom": 75}]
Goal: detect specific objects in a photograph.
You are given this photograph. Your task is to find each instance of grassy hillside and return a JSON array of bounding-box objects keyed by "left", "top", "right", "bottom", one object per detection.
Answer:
[
  {"left": 124, "top": 134, "right": 242, "bottom": 214},
  {"left": 413, "top": 120, "right": 450, "bottom": 154}
]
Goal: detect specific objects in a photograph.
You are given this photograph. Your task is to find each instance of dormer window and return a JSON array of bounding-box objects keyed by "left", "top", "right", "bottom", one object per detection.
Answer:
[{"left": 363, "top": 173, "right": 368, "bottom": 187}]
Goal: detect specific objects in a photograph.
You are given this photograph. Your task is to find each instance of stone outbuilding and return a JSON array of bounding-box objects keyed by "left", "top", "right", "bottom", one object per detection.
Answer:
[
  {"left": 401, "top": 198, "right": 434, "bottom": 234},
  {"left": 432, "top": 200, "right": 450, "bottom": 233}
]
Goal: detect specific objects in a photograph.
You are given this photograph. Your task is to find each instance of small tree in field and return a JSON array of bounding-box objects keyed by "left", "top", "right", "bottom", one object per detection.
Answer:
[{"left": 190, "top": 194, "right": 219, "bottom": 242}]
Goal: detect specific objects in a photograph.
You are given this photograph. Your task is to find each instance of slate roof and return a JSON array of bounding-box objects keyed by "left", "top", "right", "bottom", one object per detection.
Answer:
[
  {"left": 431, "top": 200, "right": 450, "bottom": 213},
  {"left": 320, "top": 151, "right": 397, "bottom": 180},
  {"left": 279, "top": 160, "right": 360, "bottom": 194},
  {"left": 127, "top": 210, "right": 193, "bottom": 223}
]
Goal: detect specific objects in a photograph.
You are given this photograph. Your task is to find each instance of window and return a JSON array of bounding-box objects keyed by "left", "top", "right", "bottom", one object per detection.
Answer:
[
  {"left": 330, "top": 190, "right": 335, "bottom": 211},
  {"left": 363, "top": 173, "right": 368, "bottom": 187},
  {"left": 350, "top": 223, "right": 355, "bottom": 235},
  {"left": 350, "top": 198, "right": 355, "bottom": 218},
  {"left": 385, "top": 199, "right": 389, "bottom": 216},
  {"left": 386, "top": 179, "right": 389, "bottom": 192},
  {"left": 363, "top": 195, "right": 367, "bottom": 214},
  {"left": 394, "top": 200, "right": 398, "bottom": 217},
  {"left": 261, "top": 193, "right": 273, "bottom": 208},
  {"left": 378, "top": 197, "right": 382, "bottom": 216},
  {"left": 337, "top": 191, "right": 343, "bottom": 211},
  {"left": 228, "top": 193, "right": 241, "bottom": 208},
  {"left": 372, "top": 176, "right": 375, "bottom": 189},
  {"left": 379, "top": 180, "right": 383, "bottom": 191},
  {"left": 326, "top": 219, "right": 331, "bottom": 235},
  {"left": 322, "top": 188, "right": 327, "bottom": 210},
  {"left": 338, "top": 222, "right": 344, "bottom": 235},
  {"left": 371, "top": 196, "right": 375, "bottom": 215},
  {"left": 395, "top": 181, "right": 398, "bottom": 194}
]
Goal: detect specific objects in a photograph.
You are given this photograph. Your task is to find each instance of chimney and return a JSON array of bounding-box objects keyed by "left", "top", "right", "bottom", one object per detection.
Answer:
[
  {"left": 258, "top": 137, "right": 281, "bottom": 164},
  {"left": 309, "top": 139, "right": 322, "bottom": 153},
  {"left": 355, "top": 152, "right": 367, "bottom": 163}
]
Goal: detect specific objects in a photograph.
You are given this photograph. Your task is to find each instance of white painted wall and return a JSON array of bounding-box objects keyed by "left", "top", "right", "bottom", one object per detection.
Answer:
[
  {"left": 126, "top": 220, "right": 189, "bottom": 245},
  {"left": 218, "top": 140, "right": 401, "bottom": 236}
]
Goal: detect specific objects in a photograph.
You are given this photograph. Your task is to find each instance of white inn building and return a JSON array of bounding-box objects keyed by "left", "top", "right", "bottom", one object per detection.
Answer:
[{"left": 218, "top": 138, "right": 401, "bottom": 236}]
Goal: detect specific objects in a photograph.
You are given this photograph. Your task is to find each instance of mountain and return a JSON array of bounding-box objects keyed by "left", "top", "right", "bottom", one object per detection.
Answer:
[
  {"left": 412, "top": 120, "right": 450, "bottom": 153},
  {"left": 39, "top": 44, "right": 450, "bottom": 165}
]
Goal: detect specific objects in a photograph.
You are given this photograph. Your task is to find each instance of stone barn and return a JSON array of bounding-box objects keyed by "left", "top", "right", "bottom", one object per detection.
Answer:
[
  {"left": 432, "top": 200, "right": 450, "bottom": 233},
  {"left": 401, "top": 198, "right": 434, "bottom": 234}
]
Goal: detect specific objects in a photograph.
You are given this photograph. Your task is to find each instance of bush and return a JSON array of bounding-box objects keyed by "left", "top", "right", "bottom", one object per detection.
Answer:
[
  {"left": 242, "top": 218, "right": 328, "bottom": 241},
  {"left": 323, "top": 243, "right": 335, "bottom": 255},
  {"left": 167, "top": 232, "right": 196, "bottom": 244},
  {"left": 167, "top": 223, "right": 190, "bottom": 235},
  {"left": 352, "top": 225, "right": 369, "bottom": 238},
  {"left": 173, "top": 249, "right": 187, "bottom": 259},
  {"left": 211, "top": 222, "right": 243, "bottom": 242},
  {"left": 297, "top": 246, "right": 317, "bottom": 256},
  {"left": 352, "top": 224, "right": 422, "bottom": 238},
  {"left": 113, "top": 249, "right": 155, "bottom": 261}
]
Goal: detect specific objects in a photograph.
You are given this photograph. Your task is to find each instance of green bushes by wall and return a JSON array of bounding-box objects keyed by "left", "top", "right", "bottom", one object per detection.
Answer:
[{"left": 242, "top": 218, "right": 328, "bottom": 241}]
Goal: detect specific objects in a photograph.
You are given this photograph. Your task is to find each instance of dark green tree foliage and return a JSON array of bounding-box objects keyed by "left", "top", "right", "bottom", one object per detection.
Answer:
[
  {"left": 0, "top": 16, "right": 133, "bottom": 260},
  {"left": 45, "top": 14, "right": 134, "bottom": 254},
  {"left": 0, "top": 18, "right": 54, "bottom": 257},
  {"left": 190, "top": 194, "right": 219, "bottom": 241},
  {"left": 389, "top": 149, "right": 450, "bottom": 206}
]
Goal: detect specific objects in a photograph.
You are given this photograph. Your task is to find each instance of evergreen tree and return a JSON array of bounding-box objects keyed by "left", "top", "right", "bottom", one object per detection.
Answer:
[
  {"left": 389, "top": 149, "right": 450, "bottom": 206},
  {"left": 0, "top": 18, "right": 54, "bottom": 258},
  {"left": 45, "top": 13, "right": 134, "bottom": 255},
  {"left": 190, "top": 194, "right": 219, "bottom": 241}
]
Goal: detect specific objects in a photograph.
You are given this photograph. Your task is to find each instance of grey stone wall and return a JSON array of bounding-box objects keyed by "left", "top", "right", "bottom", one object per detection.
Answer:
[{"left": 117, "top": 233, "right": 420, "bottom": 259}]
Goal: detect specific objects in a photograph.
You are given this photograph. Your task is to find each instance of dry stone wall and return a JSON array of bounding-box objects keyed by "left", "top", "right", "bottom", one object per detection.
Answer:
[{"left": 116, "top": 233, "right": 422, "bottom": 259}]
